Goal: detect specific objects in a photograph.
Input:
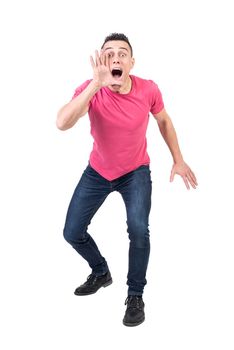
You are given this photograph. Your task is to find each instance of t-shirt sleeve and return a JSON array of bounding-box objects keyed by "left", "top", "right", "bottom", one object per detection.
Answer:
[
  {"left": 149, "top": 81, "right": 164, "bottom": 115},
  {"left": 71, "top": 79, "right": 92, "bottom": 100}
]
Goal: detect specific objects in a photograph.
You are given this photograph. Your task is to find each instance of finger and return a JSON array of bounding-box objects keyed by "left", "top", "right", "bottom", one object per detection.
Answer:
[
  {"left": 106, "top": 53, "right": 111, "bottom": 68},
  {"left": 170, "top": 168, "right": 175, "bottom": 182},
  {"left": 188, "top": 168, "right": 198, "bottom": 185},
  {"left": 187, "top": 173, "right": 197, "bottom": 189},
  {"left": 95, "top": 50, "right": 101, "bottom": 66},
  {"left": 189, "top": 173, "right": 197, "bottom": 184},
  {"left": 103, "top": 53, "right": 108, "bottom": 66},
  {"left": 100, "top": 52, "right": 104, "bottom": 65},
  {"left": 90, "top": 55, "right": 95, "bottom": 69},
  {"left": 188, "top": 170, "right": 198, "bottom": 186},
  {"left": 183, "top": 176, "right": 190, "bottom": 190},
  {"left": 102, "top": 52, "right": 108, "bottom": 66}
]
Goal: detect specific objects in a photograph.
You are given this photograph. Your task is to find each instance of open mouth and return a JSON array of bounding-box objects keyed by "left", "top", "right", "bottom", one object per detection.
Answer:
[{"left": 111, "top": 68, "right": 123, "bottom": 78}]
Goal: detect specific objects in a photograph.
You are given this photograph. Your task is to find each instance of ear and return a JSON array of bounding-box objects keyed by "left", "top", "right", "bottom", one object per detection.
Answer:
[{"left": 131, "top": 57, "right": 135, "bottom": 69}]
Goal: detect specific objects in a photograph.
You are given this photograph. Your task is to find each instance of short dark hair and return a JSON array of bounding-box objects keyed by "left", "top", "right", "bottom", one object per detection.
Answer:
[{"left": 101, "top": 33, "right": 133, "bottom": 56}]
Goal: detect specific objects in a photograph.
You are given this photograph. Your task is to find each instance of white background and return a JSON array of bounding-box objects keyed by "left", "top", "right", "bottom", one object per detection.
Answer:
[{"left": 0, "top": 0, "right": 234, "bottom": 349}]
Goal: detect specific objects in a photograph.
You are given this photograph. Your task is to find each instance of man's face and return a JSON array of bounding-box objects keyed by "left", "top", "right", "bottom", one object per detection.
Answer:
[{"left": 102, "top": 40, "right": 135, "bottom": 83}]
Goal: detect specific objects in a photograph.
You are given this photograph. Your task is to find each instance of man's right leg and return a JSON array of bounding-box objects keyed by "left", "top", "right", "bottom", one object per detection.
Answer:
[{"left": 63, "top": 165, "right": 111, "bottom": 278}]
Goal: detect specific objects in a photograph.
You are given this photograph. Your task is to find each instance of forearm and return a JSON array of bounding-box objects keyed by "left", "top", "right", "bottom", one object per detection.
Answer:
[
  {"left": 56, "top": 80, "right": 101, "bottom": 131},
  {"left": 158, "top": 118, "right": 184, "bottom": 163}
]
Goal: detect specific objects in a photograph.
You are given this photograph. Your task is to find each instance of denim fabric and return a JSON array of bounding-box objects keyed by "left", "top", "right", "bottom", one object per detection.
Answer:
[{"left": 63, "top": 164, "right": 152, "bottom": 296}]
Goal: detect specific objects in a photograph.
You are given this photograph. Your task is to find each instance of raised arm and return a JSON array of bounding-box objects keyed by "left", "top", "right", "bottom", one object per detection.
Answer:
[
  {"left": 56, "top": 80, "right": 100, "bottom": 130},
  {"left": 56, "top": 50, "right": 122, "bottom": 131},
  {"left": 154, "top": 108, "right": 198, "bottom": 190}
]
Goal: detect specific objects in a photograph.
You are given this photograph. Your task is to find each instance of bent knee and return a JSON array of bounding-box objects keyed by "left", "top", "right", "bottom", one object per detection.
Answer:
[
  {"left": 63, "top": 227, "right": 73, "bottom": 243},
  {"left": 63, "top": 225, "right": 86, "bottom": 244}
]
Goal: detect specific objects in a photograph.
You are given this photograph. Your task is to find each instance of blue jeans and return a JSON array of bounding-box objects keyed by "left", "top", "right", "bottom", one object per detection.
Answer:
[{"left": 63, "top": 164, "right": 152, "bottom": 296}]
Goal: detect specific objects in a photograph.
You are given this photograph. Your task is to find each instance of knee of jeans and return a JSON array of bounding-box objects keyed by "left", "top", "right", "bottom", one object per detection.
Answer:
[
  {"left": 129, "top": 234, "right": 150, "bottom": 248},
  {"left": 63, "top": 225, "right": 86, "bottom": 244},
  {"left": 127, "top": 220, "right": 150, "bottom": 248}
]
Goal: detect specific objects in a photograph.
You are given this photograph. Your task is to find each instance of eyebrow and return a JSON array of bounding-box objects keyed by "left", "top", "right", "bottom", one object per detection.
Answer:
[{"left": 103, "top": 47, "right": 129, "bottom": 52}]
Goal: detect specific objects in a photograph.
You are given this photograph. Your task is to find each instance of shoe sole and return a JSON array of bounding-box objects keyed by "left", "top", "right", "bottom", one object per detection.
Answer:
[
  {"left": 123, "top": 317, "right": 145, "bottom": 327},
  {"left": 74, "top": 278, "right": 113, "bottom": 296}
]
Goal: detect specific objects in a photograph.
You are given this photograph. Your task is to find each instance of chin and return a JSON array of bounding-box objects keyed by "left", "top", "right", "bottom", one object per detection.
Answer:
[{"left": 111, "top": 84, "right": 121, "bottom": 91}]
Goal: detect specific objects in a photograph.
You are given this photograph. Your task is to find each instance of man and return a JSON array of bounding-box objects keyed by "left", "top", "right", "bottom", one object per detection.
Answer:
[{"left": 57, "top": 33, "right": 197, "bottom": 327}]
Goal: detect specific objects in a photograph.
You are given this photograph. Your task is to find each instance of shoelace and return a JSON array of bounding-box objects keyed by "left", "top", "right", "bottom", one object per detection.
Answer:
[
  {"left": 85, "top": 274, "right": 98, "bottom": 285},
  {"left": 125, "top": 296, "right": 143, "bottom": 310}
]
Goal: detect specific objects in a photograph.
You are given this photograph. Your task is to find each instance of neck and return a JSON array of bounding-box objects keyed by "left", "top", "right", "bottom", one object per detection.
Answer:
[{"left": 109, "top": 76, "right": 132, "bottom": 94}]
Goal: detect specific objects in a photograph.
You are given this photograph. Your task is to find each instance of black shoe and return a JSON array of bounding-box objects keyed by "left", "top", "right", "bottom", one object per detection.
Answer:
[
  {"left": 123, "top": 295, "right": 145, "bottom": 327},
  {"left": 74, "top": 271, "right": 112, "bottom": 296}
]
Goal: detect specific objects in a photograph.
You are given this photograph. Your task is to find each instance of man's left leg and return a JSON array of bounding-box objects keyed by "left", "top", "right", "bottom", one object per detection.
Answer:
[{"left": 118, "top": 165, "right": 152, "bottom": 326}]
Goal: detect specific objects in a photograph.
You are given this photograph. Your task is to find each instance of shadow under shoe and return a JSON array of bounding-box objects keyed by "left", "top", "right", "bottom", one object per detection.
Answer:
[
  {"left": 123, "top": 296, "right": 145, "bottom": 327},
  {"left": 74, "top": 271, "right": 112, "bottom": 296}
]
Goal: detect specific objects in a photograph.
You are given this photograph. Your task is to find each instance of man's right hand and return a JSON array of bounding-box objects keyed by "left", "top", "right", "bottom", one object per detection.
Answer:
[{"left": 90, "top": 50, "right": 122, "bottom": 88}]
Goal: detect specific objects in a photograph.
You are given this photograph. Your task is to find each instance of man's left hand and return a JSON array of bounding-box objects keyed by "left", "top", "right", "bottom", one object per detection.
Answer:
[{"left": 170, "top": 162, "right": 198, "bottom": 190}]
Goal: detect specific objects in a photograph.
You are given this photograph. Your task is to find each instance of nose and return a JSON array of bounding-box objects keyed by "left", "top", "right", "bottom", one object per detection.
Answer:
[{"left": 112, "top": 55, "right": 120, "bottom": 64}]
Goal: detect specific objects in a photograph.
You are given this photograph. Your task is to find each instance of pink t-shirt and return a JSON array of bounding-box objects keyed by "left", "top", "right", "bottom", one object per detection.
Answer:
[{"left": 72, "top": 75, "right": 164, "bottom": 180}]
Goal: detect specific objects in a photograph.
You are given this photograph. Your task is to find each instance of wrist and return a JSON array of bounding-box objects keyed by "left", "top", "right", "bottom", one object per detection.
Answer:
[
  {"left": 173, "top": 155, "right": 184, "bottom": 164},
  {"left": 91, "top": 79, "right": 102, "bottom": 90}
]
